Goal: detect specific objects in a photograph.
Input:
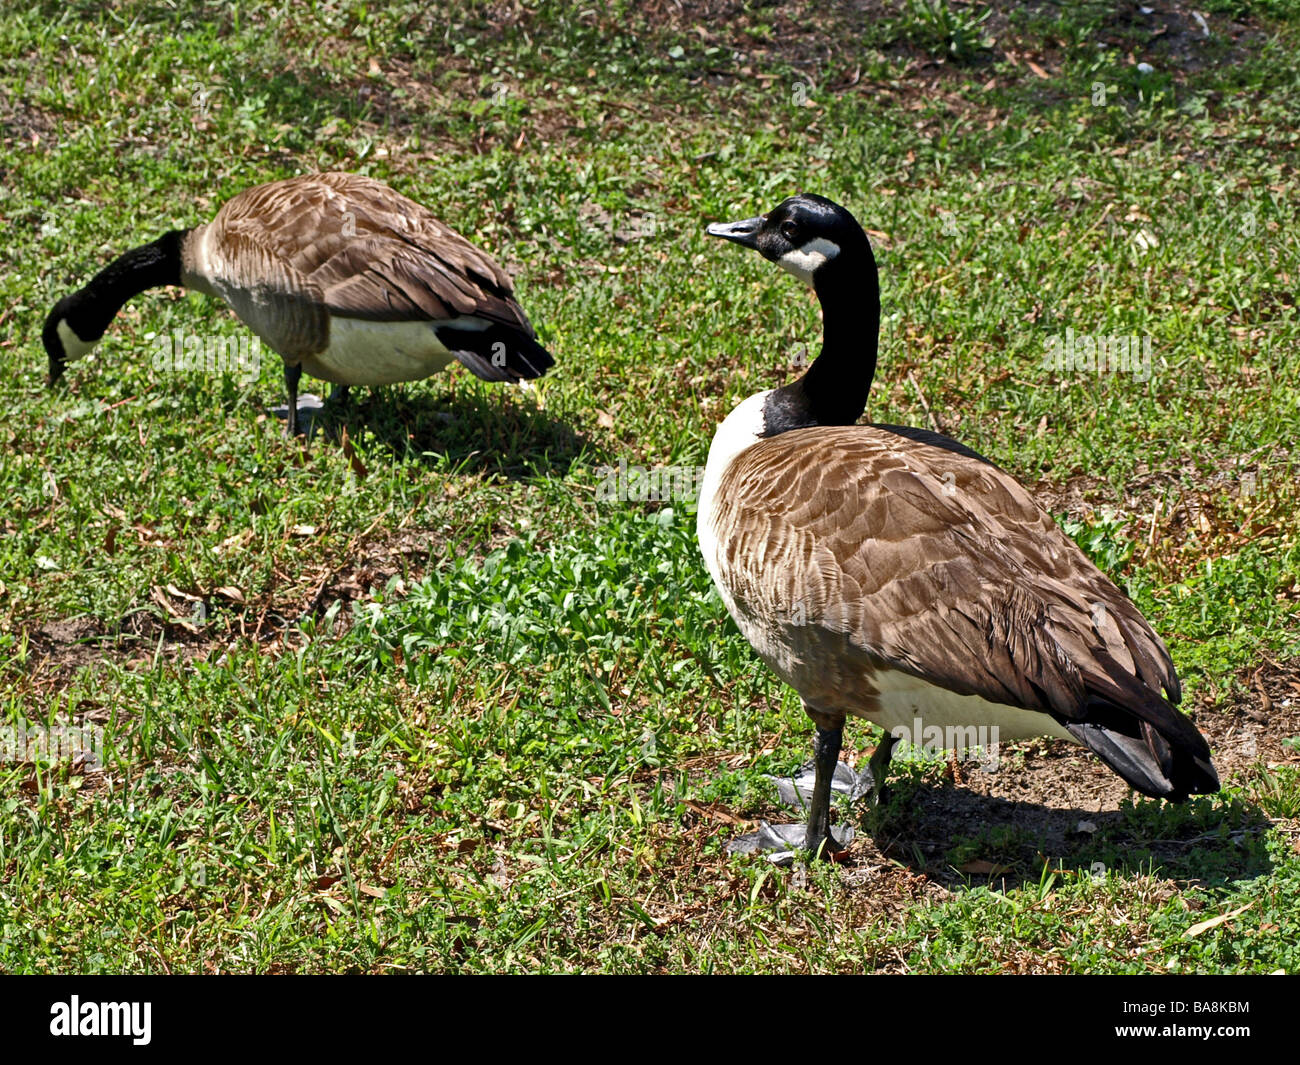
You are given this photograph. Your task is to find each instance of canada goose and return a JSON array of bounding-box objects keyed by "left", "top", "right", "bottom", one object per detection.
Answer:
[
  {"left": 700, "top": 193, "right": 1219, "bottom": 857},
  {"left": 42, "top": 172, "right": 554, "bottom": 435}
]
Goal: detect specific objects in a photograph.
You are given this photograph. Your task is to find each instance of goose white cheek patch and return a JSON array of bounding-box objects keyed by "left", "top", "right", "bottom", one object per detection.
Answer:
[
  {"left": 57, "top": 319, "right": 98, "bottom": 361},
  {"left": 777, "top": 237, "right": 841, "bottom": 285}
]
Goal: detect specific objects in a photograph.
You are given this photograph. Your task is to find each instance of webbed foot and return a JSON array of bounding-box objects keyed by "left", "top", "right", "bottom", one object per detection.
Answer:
[{"left": 726, "top": 821, "right": 854, "bottom": 865}]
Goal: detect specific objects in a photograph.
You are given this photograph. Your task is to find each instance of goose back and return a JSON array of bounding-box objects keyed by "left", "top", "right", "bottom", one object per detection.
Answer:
[
  {"left": 700, "top": 425, "right": 1197, "bottom": 755},
  {"left": 181, "top": 172, "right": 548, "bottom": 385}
]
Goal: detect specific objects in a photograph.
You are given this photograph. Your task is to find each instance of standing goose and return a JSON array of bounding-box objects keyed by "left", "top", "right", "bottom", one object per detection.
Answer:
[
  {"left": 700, "top": 193, "right": 1218, "bottom": 857},
  {"left": 43, "top": 172, "right": 554, "bottom": 435}
]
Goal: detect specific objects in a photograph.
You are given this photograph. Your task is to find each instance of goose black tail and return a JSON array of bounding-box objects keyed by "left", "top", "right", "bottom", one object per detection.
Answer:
[
  {"left": 1065, "top": 694, "right": 1219, "bottom": 801},
  {"left": 435, "top": 323, "right": 554, "bottom": 383}
]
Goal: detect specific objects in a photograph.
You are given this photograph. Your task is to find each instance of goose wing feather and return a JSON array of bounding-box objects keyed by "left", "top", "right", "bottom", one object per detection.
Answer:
[
  {"left": 204, "top": 173, "right": 537, "bottom": 335},
  {"left": 186, "top": 224, "right": 329, "bottom": 360},
  {"left": 712, "top": 426, "right": 1195, "bottom": 744}
]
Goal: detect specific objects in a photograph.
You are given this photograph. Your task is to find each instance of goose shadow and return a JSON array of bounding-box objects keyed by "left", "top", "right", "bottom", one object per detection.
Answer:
[
  {"left": 275, "top": 385, "right": 594, "bottom": 482},
  {"left": 853, "top": 771, "right": 1274, "bottom": 891}
]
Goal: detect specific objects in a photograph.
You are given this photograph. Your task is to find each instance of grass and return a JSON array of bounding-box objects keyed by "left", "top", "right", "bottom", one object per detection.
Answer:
[{"left": 1, "top": 0, "right": 1298, "bottom": 973}]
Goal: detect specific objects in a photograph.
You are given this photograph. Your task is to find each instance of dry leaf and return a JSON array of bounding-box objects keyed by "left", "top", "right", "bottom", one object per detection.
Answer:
[
  {"left": 596, "top": 408, "right": 615, "bottom": 429},
  {"left": 1184, "top": 902, "right": 1252, "bottom": 938},
  {"left": 149, "top": 586, "right": 198, "bottom": 630},
  {"left": 341, "top": 427, "right": 368, "bottom": 480},
  {"left": 683, "top": 800, "right": 748, "bottom": 826}
]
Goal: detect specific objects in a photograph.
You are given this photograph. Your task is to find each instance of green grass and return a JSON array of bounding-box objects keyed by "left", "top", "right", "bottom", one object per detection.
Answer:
[{"left": 1, "top": 0, "right": 1299, "bottom": 972}]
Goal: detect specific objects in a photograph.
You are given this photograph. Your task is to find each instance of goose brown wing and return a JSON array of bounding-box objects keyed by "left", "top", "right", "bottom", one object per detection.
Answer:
[
  {"left": 208, "top": 173, "right": 536, "bottom": 334},
  {"left": 712, "top": 426, "right": 1200, "bottom": 753}
]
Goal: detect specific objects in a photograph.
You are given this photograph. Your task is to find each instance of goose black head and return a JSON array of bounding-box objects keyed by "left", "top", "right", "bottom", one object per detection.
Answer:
[
  {"left": 42, "top": 294, "right": 106, "bottom": 386},
  {"left": 43, "top": 297, "right": 76, "bottom": 386},
  {"left": 42, "top": 229, "right": 185, "bottom": 387},
  {"left": 706, "top": 193, "right": 871, "bottom": 289},
  {"left": 706, "top": 193, "right": 881, "bottom": 429}
]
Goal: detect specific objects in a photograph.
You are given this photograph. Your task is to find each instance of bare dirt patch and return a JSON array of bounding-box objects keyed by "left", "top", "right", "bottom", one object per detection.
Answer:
[
  {"left": 867, "top": 655, "right": 1296, "bottom": 885},
  {"left": 17, "top": 521, "right": 476, "bottom": 698},
  {"left": 0, "top": 92, "right": 58, "bottom": 153},
  {"left": 713, "top": 655, "right": 1298, "bottom": 925}
]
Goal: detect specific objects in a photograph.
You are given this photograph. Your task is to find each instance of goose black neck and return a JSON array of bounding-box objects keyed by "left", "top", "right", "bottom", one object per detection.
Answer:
[
  {"left": 763, "top": 243, "right": 880, "bottom": 435},
  {"left": 55, "top": 230, "right": 187, "bottom": 342}
]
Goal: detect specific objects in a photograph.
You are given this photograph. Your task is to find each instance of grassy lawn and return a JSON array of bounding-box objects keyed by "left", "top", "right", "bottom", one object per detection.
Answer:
[{"left": 1, "top": 0, "right": 1298, "bottom": 973}]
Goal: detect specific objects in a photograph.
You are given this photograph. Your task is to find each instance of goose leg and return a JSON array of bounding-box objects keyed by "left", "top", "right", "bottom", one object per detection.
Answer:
[
  {"left": 727, "top": 725, "right": 900, "bottom": 861},
  {"left": 284, "top": 362, "right": 302, "bottom": 438},
  {"left": 727, "top": 724, "right": 855, "bottom": 862},
  {"left": 802, "top": 725, "right": 841, "bottom": 853},
  {"left": 765, "top": 726, "right": 895, "bottom": 809}
]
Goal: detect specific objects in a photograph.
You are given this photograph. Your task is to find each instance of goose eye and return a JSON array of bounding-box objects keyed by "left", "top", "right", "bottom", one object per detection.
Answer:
[{"left": 780, "top": 220, "right": 799, "bottom": 241}]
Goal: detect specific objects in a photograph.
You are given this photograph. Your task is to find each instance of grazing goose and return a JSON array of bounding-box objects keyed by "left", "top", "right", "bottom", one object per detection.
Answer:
[
  {"left": 43, "top": 172, "right": 554, "bottom": 435},
  {"left": 700, "top": 193, "right": 1219, "bottom": 857}
]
